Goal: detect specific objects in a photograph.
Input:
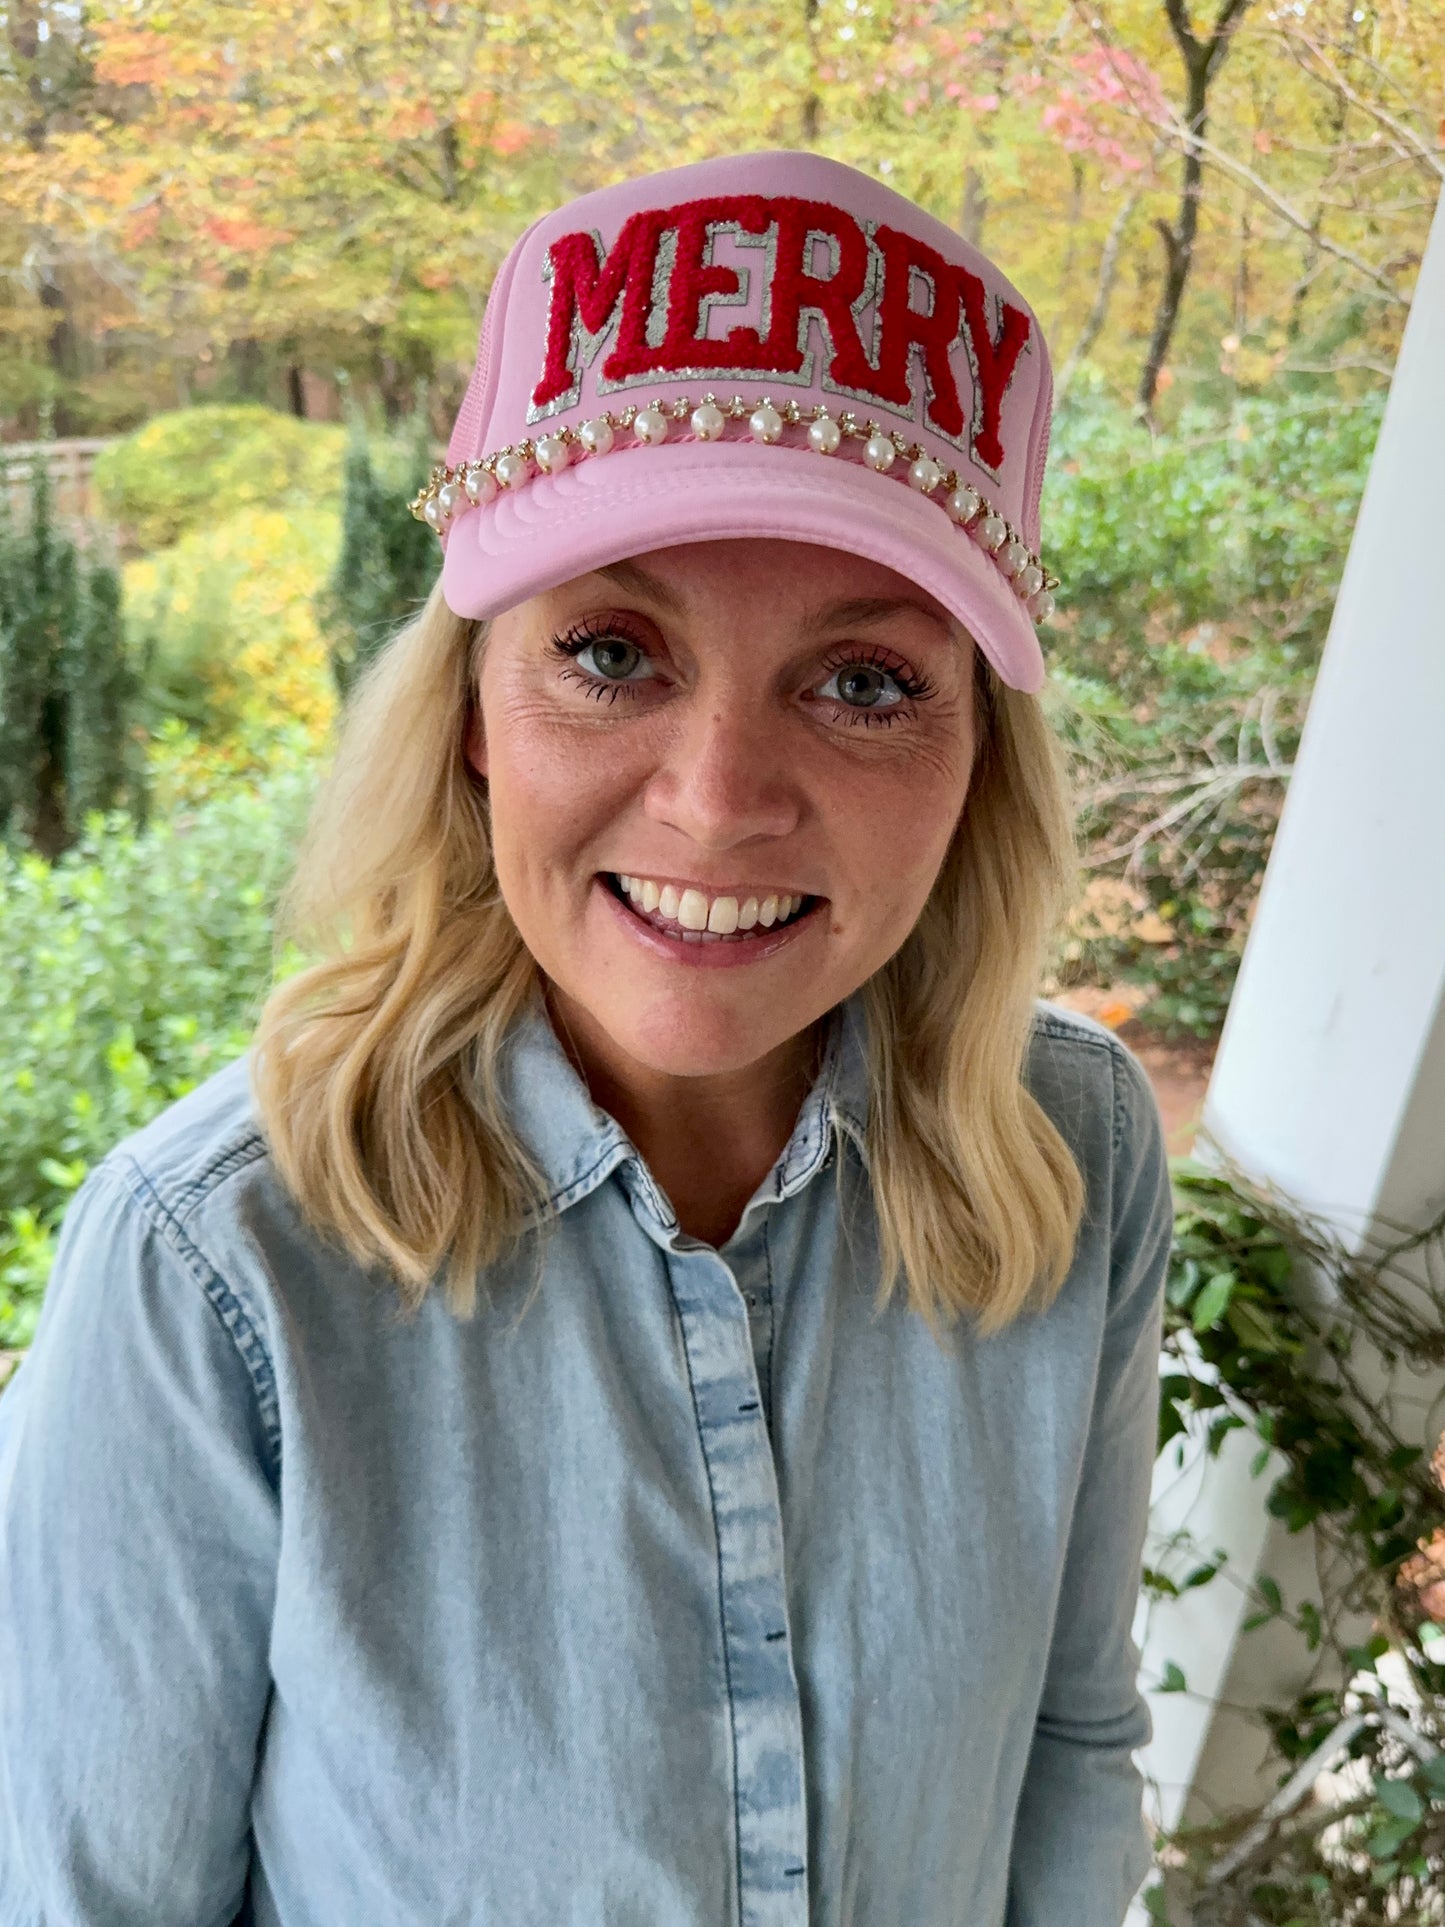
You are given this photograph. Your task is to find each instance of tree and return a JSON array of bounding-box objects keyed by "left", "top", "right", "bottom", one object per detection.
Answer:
[
  {"left": 1, "top": 0, "right": 1440, "bottom": 430},
  {"left": 317, "top": 394, "right": 439, "bottom": 707},
  {"left": 0, "top": 446, "right": 147, "bottom": 858},
  {"left": 1138, "top": 0, "right": 1255, "bottom": 414}
]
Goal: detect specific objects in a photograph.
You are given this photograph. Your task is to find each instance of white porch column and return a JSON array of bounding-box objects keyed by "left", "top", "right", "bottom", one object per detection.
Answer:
[{"left": 1124, "top": 180, "right": 1445, "bottom": 1917}]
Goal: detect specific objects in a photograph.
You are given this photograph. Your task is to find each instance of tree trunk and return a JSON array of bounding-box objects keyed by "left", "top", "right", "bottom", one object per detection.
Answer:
[
  {"left": 801, "top": 0, "right": 821, "bottom": 142},
  {"left": 1285, "top": 6, "right": 1353, "bottom": 345},
  {"left": 1138, "top": 0, "right": 1256, "bottom": 416},
  {"left": 228, "top": 335, "right": 267, "bottom": 401},
  {"left": 1062, "top": 157, "right": 1086, "bottom": 282},
  {"left": 1058, "top": 186, "right": 1143, "bottom": 397},
  {"left": 12, "top": 0, "right": 85, "bottom": 437},
  {"left": 960, "top": 166, "right": 988, "bottom": 249},
  {"left": 30, "top": 688, "right": 70, "bottom": 862}
]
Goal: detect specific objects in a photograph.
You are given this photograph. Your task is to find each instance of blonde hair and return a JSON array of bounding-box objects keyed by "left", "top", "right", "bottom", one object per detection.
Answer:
[{"left": 250, "top": 571, "right": 1086, "bottom": 1347}]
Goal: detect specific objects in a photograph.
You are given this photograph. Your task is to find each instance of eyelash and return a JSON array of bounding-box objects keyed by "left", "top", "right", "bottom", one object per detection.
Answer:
[{"left": 545, "top": 618, "right": 938, "bottom": 729}]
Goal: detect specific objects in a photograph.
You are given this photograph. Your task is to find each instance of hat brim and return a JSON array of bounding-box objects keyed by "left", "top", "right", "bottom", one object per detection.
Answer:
[{"left": 438, "top": 439, "right": 1046, "bottom": 694}]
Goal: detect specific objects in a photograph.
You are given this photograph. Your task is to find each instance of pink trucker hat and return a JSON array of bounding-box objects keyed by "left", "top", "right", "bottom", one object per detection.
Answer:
[{"left": 413, "top": 149, "right": 1059, "bottom": 694}]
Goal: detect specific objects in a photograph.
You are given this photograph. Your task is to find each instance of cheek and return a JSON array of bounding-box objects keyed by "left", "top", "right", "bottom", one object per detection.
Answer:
[
  {"left": 483, "top": 701, "right": 637, "bottom": 872},
  {"left": 834, "top": 747, "right": 966, "bottom": 873}
]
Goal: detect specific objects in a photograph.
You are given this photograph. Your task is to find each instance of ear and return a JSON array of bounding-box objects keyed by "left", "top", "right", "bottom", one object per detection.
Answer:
[{"left": 464, "top": 706, "right": 488, "bottom": 781}]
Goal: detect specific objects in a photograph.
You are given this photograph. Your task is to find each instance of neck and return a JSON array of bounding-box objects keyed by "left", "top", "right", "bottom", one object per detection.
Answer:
[{"left": 542, "top": 987, "right": 826, "bottom": 1238}]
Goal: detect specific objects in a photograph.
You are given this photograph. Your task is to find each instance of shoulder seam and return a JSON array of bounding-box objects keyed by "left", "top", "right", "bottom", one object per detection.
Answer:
[
  {"left": 1111, "top": 1040, "right": 1126, "bottom": 1165},
  {"left": 105, "top": 1152, "right": 283, "bottom": 1479},
  {"left": 1031, "top": 1012, "right": 1118, "bottom": 1053},
  {"left": 1030, "top": 1007, "right": 1141, "bottom": 1161},
  {"left": 168, "top": 1131, "right": 271, "bottom": 1226}
]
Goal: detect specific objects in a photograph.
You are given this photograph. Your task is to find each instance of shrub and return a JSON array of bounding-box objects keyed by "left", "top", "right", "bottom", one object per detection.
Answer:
[
  {"left": 122, "top": 504, "right": 343, "bottom": 757},
  {"left": 91, "top": 403, "right": 348, "bottom": 551},
  {"left": 1044, "top": 381, "right": 1385, "bottom": 670},
  {"left": 0, "top": 720, "right": 320, "bottom": 1347},
  {"left": 1039, "top": 382, "right": 1383, "bottom": 1040}
]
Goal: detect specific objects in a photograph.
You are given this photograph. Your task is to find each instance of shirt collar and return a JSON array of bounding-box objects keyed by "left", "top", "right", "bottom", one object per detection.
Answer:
[{"left": 484, "top": 981, "right": 873, "bottom": 1231}]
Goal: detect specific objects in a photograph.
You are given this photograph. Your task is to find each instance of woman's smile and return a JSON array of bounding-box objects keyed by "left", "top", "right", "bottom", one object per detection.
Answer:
[{"left": 592, "top": 870, "right": 828, "bottom": 970}]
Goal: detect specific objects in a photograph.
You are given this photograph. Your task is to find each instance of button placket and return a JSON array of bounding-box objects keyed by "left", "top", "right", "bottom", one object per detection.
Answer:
[{"left": 663, "top": 1243, "right": 809, "bottom": 1923}]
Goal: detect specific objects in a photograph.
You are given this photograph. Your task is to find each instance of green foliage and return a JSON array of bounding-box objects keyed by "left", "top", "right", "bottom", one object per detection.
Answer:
[
  {"left": 1041, "top": 383, "right": 1383, "bottom": 1042},
  {"left": 1049, "top": 621, "right": 1302, "bottom": 1041},
  {"left": 122, "top": 544, "right": 259, "bottom": 743},
  {"left": 316, "top": 398, "right": 440, "bottom": 704},
  {"left": 90, "top": 403, "right": 347, "bottom": 551},
  {"left": 1160, "top": 1162, "right": 1434, "bottom": 1570},
  {"left": 1151, "top": 1155, "right": 1445, "bottom": 1918},
  {"left": 1045, "top": 379, "right": 1385, "bottom": 669},
  {"left": 0, "top": 449, "right": 149, "bottom": 860},
  {"left": 0, "top": 718, "right": 319, "bottom": 1346},
  {"left": 120, "top": 501, "right": 343, "bottom": 747}
]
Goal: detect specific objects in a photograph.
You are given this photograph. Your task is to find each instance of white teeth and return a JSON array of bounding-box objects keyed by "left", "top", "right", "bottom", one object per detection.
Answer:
[
  {"left": 614, "top": 876, "right": 808, "bottom": 932},
  {"left": 677, "top": 888, "right": 710, "bottom": 931}
]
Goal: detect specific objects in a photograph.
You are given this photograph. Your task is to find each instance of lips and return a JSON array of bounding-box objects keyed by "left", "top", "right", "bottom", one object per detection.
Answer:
[
  {"left": 602, "top": 872, "right": 817, "bottom": 938},
  {"left": 595, "top": 871, "right": 824, "bottom": 966}
]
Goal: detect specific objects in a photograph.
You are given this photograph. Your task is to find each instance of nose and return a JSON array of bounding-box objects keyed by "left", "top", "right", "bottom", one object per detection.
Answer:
[{"left": 642, "top": 696, "right": 801, "bottom": 847}]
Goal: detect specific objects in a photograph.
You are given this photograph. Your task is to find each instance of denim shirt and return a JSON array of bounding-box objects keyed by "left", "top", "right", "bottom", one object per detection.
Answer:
[{"left": 0, "top": 986, "right": 1172, "bottom": 1927}]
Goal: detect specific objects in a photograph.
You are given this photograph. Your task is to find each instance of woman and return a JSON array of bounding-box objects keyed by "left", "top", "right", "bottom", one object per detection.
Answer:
[{"left": 0, "top": 151, "right": 1174, "bottom": 1926}]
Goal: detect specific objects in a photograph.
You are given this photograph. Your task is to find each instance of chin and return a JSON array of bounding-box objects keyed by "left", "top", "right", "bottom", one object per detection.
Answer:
[{"left": 611, "top": 999, "right": 800, "bottom": 1074}]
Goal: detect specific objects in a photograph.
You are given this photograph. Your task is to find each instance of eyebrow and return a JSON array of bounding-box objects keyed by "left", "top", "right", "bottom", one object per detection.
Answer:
[
  {"left": 591, "top": 559, "right": 957, "bottom": 641},
  {"left": 800, "top": 595, "right": 956, "bottom": 642},
  {"left": 593, "top": 558, "right": 687, "bottom": 613}
]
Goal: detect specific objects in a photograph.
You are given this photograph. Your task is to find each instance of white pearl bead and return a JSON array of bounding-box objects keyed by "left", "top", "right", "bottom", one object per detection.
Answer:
[
  {"left": 808, "top": 414, "right": 842, "bottom": 454},
  {"left": 690, "top": 401, "right": 726, "bottom": 441},
  {"left": 1000, "top": 539, "right": 1030, "bottom": 577},
  {"left": 494, "top": 450, "right": 530, "bottom": 488},
  {"left": 1017, "top": 563, "right": 1043, "bottom": 597},
  {"left": 423, "top": 497, "right": 443, "bottom": 528},
  {"left": 976, "top": 513, "right": 1008, "bottom": 551},
  {"left": 945, "top": 486, "right": 980, "bottom": 524},
  {"left": 534, "top": 435, "right": 570, "bottom": 473},
  {"left": 437, "top": 482, "right": 459, "bottom": 516},
  {"left": 578, "top": 417, "right": 614, "bottom": 455},
  {"left": 463, "top": 468, "right": 497, "bottom": 505},
  {"left": 633, "top": 406, "right": 668, "bottom": 444},
  {"left": 1029, "top": 590, "right": 1056, "bottom": 622},
  {"left": 863, "top": 432, "right": 897, "bottom": 472},
  {"left": 748, "top": 402, "right": 783, "bottom": 443},
  {"left": 908, "top": 457, "right": 943, "bottom": 494}
]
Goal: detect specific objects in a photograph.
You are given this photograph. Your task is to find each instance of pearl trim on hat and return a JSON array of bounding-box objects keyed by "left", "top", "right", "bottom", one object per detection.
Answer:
[{"left": 408, "top": 391, "right": 1059, "bottom": 624}]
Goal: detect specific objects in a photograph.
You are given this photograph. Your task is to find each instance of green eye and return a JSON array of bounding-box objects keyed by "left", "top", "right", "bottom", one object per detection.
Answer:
[
  {"left": 547, "top": 620, "right": 658, "bottom": 700},
  {"left": 820, "top": 662, "right": 905, "bottom": 713},
  {"left": 586, "top": 636, "right": 645, "bottom": 680}
]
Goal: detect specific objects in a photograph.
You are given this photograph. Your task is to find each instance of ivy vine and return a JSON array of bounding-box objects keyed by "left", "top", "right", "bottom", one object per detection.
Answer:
[{"left": 1144, "top": 1145, "right": 1445, "bottom": 1922}]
